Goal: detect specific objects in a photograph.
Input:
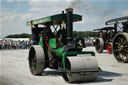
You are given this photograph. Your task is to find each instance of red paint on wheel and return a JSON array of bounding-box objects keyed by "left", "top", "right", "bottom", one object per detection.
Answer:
[{"left": 107, "top": 43, "right": 112, "bottom": 54}]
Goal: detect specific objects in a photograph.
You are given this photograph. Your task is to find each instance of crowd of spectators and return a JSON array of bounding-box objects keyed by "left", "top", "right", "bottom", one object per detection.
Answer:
[
  {"left": 0, "top": 38, "right": 96, "bottom": 50},
  {"left": 0, "top": 40, "right": 32, "bottom": 50},
  {"left": 85, "top": 39, "right": 95, "bottom": 46}
]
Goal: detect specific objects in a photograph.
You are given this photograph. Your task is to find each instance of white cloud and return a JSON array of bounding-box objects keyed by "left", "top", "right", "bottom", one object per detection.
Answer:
[
  {"left": 77, "top": 17, "right": 88, "bottom": 24},
  {"left": 29, "top": 0, "right": 61, "bottom": 7},
  {"left": 2, "top": 16, "right": 15, "bottom": 22},
  {"left": 1, "top": 9, "right": 31, "bottom": 38},
  {"left": 122, "top": 10, "right": 128, "bottom": 16},
  {"left": 1, "top": 0, "right": 70, "bottom": 38},
  {"left": 7, "top": 0, "right": 14, "bottom": 3},
  {"left": 65, "top": 0, "right": 73, "bottom": 2},
  {"left": 7, "top": 0, "right": 25, "bottom": 3},
  {"left": 29, "top": 0, "right": 61, "bottom": 5},
  {"left": 21, "top": 13, "right": 33, "bottom": 20},
  {"left": 30, "top": 7, "right": 41, "bottom": 12},
  {"left": 1, "top": 13, "right": 15, "bottom": 23},
  {"left": 104, "top": 16, "right": 112, "bottom": 21},
  {"left": 28, "top": 0, "right": 69, "bottom": 18}
]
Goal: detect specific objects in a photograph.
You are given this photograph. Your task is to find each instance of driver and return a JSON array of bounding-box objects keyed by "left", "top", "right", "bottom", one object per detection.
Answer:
[{"left": 30, "top": 21, "right": 43, "bottom": 45}]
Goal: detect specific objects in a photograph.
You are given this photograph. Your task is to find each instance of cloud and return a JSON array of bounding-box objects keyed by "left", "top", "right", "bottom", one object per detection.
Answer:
[
  {"left": 29, "top": 0, "right": 62, "bottom": 7},
  {"left": 1, "top": 9, "right": 16, "bottom": 22},
  {"left": 29, "top": 0, "right": 61, "bottom": 5},
  {"left": 122, "top": 10, "right": 128, "bottom": 16},
  {"left": 7, "top": 0, "right": 14, "bottom": 3},
  {"left": 103, "top": 16, "right": 112, "bottom": 21},
  {"left": 77, "top": 17, "right": 88, "bottom": 24},
  {"left": 65, "top": 0, "right": 73, "bottom": 2},
  {"left": 7, "top": 0, "right": 24, "bottom": 2},
  {"left": 1, "top": 13, "right": 15, "bottom": 24},
  {"left": 1, "top": 0, "right": 69, "bottom": 38},
  {"left": 30, "top": 8, "right": 41, "bottom": 12},
  {"left": 1, "top": 9, "right": 31, "bottom": 38},
  {"left": 28, "top": 0, "right": 69, "bottom": 18},
  {"left": 21, "top": 13, "right": 33, "bottom": 20}
]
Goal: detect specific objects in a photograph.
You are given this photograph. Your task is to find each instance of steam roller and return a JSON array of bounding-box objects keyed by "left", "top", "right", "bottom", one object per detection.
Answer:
[{"left": 27, "top": 8, "right": 100, "bottom": 83}]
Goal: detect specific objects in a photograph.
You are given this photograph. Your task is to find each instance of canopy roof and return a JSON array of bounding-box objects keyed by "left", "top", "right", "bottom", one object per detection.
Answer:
[
  {"left": 93, "top": 27, "right": 115, "bottom": 31},
  {"left": 26, "top": 14, "right": 82, "bottom": 26},
  {"left": 106, "top": 16, "right": 128, "bottom": 25}
]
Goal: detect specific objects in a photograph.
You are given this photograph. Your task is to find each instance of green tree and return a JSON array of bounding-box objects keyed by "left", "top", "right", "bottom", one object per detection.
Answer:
[
  {"left": 5, "top": 33, "right": 31, "bottom": 38},
  {"left": 73, "top": 31, "right": 98, "bottom": 37}
]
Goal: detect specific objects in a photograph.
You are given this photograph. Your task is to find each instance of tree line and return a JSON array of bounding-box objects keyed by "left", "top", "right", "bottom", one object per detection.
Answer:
[
  {"left": 73, "top": 31, "right": 98, "bottom": 37},
  {"left": 5, "top": 31, "right": 98, "bottom": 38},
  {"left": 5, "top": 33, "right": 31, "bottom": 38}
]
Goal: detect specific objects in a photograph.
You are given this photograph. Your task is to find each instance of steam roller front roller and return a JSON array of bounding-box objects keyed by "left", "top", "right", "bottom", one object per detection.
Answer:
[
  {"left": 28, "top": 45, "right": 45, "bottom": 75},
  {"left": 62, "top": 55, "right": 99, "bottom": 83}
]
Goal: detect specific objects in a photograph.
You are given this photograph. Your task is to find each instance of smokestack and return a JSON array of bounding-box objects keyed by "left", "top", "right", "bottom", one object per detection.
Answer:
[
  {"left": 66, "top": 8, "right": 73, "bottom": 43},
  {"left": 62, "top": 11, "right": 64, "bottom": 14}
]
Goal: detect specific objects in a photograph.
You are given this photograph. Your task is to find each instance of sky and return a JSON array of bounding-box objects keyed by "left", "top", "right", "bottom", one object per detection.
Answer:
[{"left": 0, "top": 0, "right": 128, "bottom": 38}]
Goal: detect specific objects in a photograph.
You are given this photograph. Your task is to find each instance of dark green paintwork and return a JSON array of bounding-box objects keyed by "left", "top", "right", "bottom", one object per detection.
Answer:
[
  {"left": 54, "top": 47, "right": 64, "bottom": 57},
  {"left": 39, "top": 36, "right": 43, "bottom": 47},
  {"left": 49, "top": 38, "right": 56, "bottom": 49},
  {"left": 26, "top": 14, "right": 82, "bottom": 26}
]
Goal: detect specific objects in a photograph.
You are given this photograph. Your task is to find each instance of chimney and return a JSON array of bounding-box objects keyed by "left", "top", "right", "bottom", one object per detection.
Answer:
[{"left": 65, "top": 8, "right": 73, "bottom": 43}]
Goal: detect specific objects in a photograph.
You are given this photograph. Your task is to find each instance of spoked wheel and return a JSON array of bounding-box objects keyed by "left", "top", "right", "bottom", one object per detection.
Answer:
[
  {"left": 107, "top": 42, "right": 112, "bottom": 54},
  {"left": 62, "top": 56, "right": 99, "bottom": 83},
  {"left": 95, "top": 38, "right": 104, "bottom": 53},
  {"left": 28, "top": 45, "right": 45, "bottom": 75},
  {"left": 113, "top": 33, "right": 128, "bottom": 63}
]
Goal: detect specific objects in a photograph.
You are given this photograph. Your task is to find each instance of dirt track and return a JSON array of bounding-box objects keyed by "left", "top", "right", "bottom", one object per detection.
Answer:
[{"left": 0, "top": 47, "right": 128, "bottom": 85}]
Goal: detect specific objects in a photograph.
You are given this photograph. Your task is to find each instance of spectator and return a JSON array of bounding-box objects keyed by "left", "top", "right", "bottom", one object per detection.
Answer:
[{"left": 0, "top": 39, "right": 32, "bottom": 50}]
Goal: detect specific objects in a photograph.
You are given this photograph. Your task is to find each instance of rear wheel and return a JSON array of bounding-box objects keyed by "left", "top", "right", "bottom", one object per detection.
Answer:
[
  {"left": 95, "top": 38, "right": 104, "bottom": 53},
  {"left": 28, "top": 45, "right": 45, "bottom": 75},
  {"left": 113, "top": 33, "right": 128, "bottom": 63}
]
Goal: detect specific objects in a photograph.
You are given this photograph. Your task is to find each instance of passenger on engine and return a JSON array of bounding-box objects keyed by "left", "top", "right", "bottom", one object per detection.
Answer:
[{"left": 122, "top": 22, "right": 128, "bottom": 32}]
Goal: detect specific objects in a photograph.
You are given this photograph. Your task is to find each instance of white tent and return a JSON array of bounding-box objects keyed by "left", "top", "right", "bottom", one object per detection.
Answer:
[{"left": 3, "top": 38, "right": 30, "bottom": 41}]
